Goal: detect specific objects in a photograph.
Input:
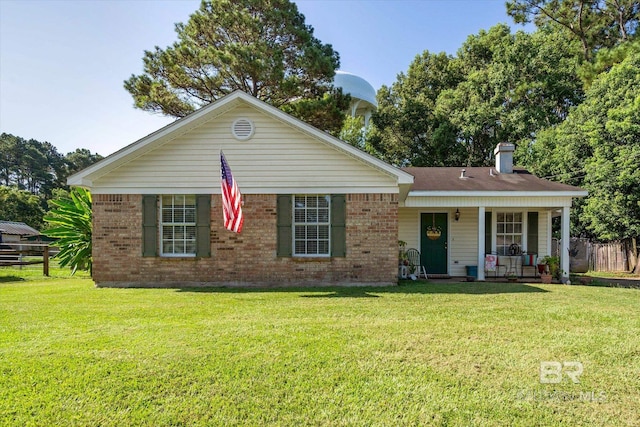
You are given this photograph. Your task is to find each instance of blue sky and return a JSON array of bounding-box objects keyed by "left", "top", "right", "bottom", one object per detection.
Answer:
[{"left": 0, "top": 0, "right": 527, "bottom": 157}]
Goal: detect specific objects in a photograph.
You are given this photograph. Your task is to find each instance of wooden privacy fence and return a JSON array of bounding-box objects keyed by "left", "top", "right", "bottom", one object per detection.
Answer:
[
  {"left": 588, "top": 241, "right": 629, "bottom": 272},
  {"left": 554, "top": 238, "right": 638, "bottom": 273},
  {"left": 0, "top": 243, "right": 54, "bottom": 276}
]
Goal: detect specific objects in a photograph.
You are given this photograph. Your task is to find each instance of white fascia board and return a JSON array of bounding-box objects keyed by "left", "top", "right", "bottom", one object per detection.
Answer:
[
  {"left": 408, "top": 190, "right": 588, "bottom": 198},
  {"left": 66, "top": 175, "right": 93, "bottom": 187},
  {"left": 90, "top": 186, "right": 401, "bottom": 195},
  {"left": 402, "top": 193, "right": 585, "bottom": 208}
]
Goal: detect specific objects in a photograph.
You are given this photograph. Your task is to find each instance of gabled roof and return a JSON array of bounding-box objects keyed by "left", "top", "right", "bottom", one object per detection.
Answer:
[
  {"left": 0, "top": 221, "right": 40, "bottom": 236},
  {"left": 68, "top": 90, "right": 414, "bottom": 188},
  {"left": 404, "top": 167, "right": 587, "bottom": 197}
]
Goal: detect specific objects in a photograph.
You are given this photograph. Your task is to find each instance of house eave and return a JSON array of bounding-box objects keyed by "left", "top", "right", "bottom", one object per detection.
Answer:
[
  {"left": 89, "top": 186, "right": 401, "bottom": 195},
  {"left": 67, "top": 176, "right": 93, "bottom": 188},
  {"left": 408, "top": 190, "right": 588, "bottom": 198},
  {"left": 402, "top": 191, "right": 588, "bottom": 208}
]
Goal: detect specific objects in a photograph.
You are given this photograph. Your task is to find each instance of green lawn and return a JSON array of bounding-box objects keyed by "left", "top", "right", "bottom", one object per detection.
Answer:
[{"left": 1, "top": 268, "right": 639, "bottom": 426}]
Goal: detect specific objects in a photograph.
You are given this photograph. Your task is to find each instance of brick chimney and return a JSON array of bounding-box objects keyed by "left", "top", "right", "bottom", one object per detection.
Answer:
[{"left": 494, "top": 143, "right": 515, "bottom": 174}]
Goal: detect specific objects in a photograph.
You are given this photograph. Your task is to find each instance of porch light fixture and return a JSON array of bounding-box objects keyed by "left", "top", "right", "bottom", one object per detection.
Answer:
[{"left": 455, "top": 209, "right": 460, "bottom": 222}]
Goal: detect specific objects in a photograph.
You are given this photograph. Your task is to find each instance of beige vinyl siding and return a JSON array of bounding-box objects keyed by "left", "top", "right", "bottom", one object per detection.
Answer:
[
  {"left": 92, "top": 106, "right": 397, "bottom": 194},
  {"left": 398, "top": 208, "right": 420, "bottom": 251},
  {"left": 400, "top": 206, "right": 554, "bottom": 277},
  {"left": 399, "top": 207, "right": 478, "bottom": 277},
  {"left": 448, "top": 208, "right": 478, "bottom": 277},
  {"left": 538, "top": 210, "right": 551, "bottom": 257}
]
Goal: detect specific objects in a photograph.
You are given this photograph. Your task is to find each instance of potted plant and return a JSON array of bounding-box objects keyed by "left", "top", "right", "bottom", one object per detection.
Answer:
[
  {"left": 537, "top": 259, "right": 548, "bottom": 275},
  {"left": 398, "top": 240, "right": 409, "bottom": 266},
  {"left": 408, "top": 260, "right": 418, "bottom": 279},
  {"left": 548, "top": 256, "right": 561, "bottom": 281},
  {"left": 398, "top": 241, "right": 409, "bottom": 279},
  {"left": 540, "top": 255, "right": 560, "bottom": 283}
]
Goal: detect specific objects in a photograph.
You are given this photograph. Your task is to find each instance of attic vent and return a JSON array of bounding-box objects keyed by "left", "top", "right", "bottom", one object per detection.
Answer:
[{"left": 231, "top": 118, "right": 254, "bottom": 140}]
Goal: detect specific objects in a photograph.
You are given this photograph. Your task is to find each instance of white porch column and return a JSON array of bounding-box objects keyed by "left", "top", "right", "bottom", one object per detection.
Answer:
[
  {"left": 546, "top": 211, "right": 553, "bottom": 257},
  {"left": 561, "top": 206, "right": 570, "bottom": 282},
  {"left": 477, "top": 206, "right": 486, "bottom": 281}
]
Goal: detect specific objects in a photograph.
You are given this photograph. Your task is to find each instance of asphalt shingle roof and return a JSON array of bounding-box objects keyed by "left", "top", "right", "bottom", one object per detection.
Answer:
[{"left": 403, "top": 167, "right": 585, "bottom": 193}]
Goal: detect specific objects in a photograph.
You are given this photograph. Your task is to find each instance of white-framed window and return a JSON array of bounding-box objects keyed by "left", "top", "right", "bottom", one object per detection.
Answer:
[
  {"left": 496, "top": 212, "right": 523, "bottom": 255},
  {"left": 293, "top": 195, "right": 330, "bottom": 256},
  {"left": 160, "top": 195, "right": 196, "bottom": 256}
]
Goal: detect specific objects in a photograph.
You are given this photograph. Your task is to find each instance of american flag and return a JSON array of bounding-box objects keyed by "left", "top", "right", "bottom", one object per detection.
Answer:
[{"left": 220, "top": 151, "right": 244, "bottom": 233}]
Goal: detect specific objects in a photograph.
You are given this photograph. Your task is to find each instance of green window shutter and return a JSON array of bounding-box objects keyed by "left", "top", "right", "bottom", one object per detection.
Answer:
[
  {"left": 276, "top": 195, "right": 292, "bottom": 257},
  {"left": 196, "top": 194, "right": 211, "bottom": 257},
  {"left": 527, "top": 212, "right": 539, "bottom": 254},
  {"left": 331, "top": 194, "right": 346, "bottom": 257},
  {"left": 485, "top": 211, "right": 492, "bottom": 254},
  {"left": 142, "top": 195, "right": 158, "bottom": 257}
]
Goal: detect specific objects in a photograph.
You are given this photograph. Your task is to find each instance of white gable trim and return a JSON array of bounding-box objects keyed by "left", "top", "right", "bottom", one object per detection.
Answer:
[
  {"left": 68, "top": 91, "right": 413, "bottom": 188},
  {"left": 403, "top": 194, "right": 586, "bottom": 208}
]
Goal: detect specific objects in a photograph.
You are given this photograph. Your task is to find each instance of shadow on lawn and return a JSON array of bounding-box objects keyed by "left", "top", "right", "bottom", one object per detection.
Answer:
[
  {"left": 0, "top": 275, "right": 26, "bottom": 283},
  {"left": 381, "top": 282, "right": 548, "bottom": 295},
  {"left": 301, "top": 289, "right": 381, "bottom": 298},
  {"left": 177, "top": 282, "right": 548, "bottom": 297}
]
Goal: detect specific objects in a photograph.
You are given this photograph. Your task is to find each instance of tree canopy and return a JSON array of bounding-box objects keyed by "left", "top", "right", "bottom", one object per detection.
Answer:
[
  {"left": 0, "top": 133, "right": 65, "bottom": 197},
  {"left": 0, "top": 186, "right": 45, "bottom": 230},
  {"left": 368, "top": 50, "right": 465, "bottom": 167},
  {"left": 0, "top": 133, "right": 102, "bottom": 227},
  {"left": 506, "top": 0, "right": 639, "bottom": 61},
  {"left": 369, "top": 25, "right": 583, "bottom": 167},
  {"left": 125, "top": 0, "right": 347, "bottom": 133},
  {"left": 529, "top": 50, "right": 640, "bottom": 240}
]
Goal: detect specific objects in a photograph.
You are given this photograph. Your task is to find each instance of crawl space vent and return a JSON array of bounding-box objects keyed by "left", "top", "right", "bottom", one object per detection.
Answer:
[{"left": 231, "top": 118, "right": 255, "bottom": 141}]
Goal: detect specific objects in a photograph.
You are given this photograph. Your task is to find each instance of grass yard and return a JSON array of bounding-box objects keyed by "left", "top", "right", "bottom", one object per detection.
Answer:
[{"left": 1, "top": 268, "right": 639, "bottom": 426}]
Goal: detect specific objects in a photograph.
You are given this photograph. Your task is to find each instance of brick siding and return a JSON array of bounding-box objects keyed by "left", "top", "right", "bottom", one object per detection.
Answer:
[{"left": 92, "top": 193, "right": 398, "bottom": 287}]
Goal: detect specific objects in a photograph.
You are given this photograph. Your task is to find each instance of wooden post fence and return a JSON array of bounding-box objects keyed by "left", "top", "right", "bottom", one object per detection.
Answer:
[{"left": 0, "top": 243, "right": 53, "bottom": 276}]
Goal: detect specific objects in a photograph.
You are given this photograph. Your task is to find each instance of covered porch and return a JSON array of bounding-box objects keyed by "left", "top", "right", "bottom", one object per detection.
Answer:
[
  {"left": 398, "top": 203, "right": 575, "bottom": 281},
  {"left": 399, "top": 143, "right": 587, "bottom": 283}
]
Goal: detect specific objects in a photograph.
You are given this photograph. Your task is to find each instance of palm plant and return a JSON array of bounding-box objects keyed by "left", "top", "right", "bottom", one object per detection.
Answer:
[{"left": 44, "top": 187, "right": 92, "bottom": 274}]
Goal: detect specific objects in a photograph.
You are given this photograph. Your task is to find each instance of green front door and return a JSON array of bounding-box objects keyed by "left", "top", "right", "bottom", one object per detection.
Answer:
[{"left": 421, "top": 213, "right": 448, "bottom": 275}]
